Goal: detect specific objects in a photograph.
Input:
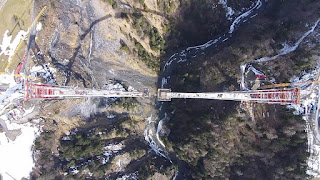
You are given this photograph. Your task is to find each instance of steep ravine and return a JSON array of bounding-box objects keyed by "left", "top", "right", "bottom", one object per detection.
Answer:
[
  {"left": 146, "top": 0, "right": 265, "bottom": 179},
  {"left": 30, "top": 0, "right": 320, "bottom": 178},
  {"left": 156, "top": 0, "right": 319, "bottom": 179}
]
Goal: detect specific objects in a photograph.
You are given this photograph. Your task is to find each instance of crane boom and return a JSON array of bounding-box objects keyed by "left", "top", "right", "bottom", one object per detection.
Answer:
[
  {"left": 4, "top": 6, "right": 47, "bottom": 72},
  {"left": 262, "top": 80, "right": 320, "bottom": 89}
]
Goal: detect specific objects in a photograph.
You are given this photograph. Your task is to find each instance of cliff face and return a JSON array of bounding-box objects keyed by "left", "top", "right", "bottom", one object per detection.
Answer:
[
  {"left": 163, "top": 0, "right": 320, "bottom": 179},
  {"left": 30, "top": 0, "right": 320, "bottom": 179},
  {"left": 34, "top": 0, "right": 162, "bottom": 88},
  {"left": 31, "top": 0, "right": 175, "bottom": 179}
]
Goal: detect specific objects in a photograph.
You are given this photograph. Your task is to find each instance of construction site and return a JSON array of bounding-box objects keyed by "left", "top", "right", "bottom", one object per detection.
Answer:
[{"left": 1, "top": 0, "right": 320, "bottom": 179}]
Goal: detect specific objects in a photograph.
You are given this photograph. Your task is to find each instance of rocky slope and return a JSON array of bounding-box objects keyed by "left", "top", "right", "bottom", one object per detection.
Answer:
[
  {"left": 29, "top": 0, "right": 320, "bottom": 179},
  {"left": 162, "top": 0, "right": 320, "bottom": 179},
  {"left": 31, "top": 0, "right": 176, "bottom": 179}
]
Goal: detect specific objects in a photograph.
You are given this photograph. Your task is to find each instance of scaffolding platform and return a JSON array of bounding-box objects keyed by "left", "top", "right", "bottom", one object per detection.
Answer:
[
  {"left": 157, "top": 88, "right": 300, "bottom": 105},
  {"left": 24, "top": 82, "right": 149, "bottom": 101}
]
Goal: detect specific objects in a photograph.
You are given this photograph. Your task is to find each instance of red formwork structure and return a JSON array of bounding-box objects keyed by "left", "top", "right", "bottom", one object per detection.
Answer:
[
  {"left": 158, "top": 88, "right": 300, "bottom": 105},
  {"left": 24, "top": 81, "right": 148, "bottom": 101},
  {"left": 24, "top": 81, "right": 61, "bottom": 101},
  {"left": 249, "top": 88, "right": 300, "bottom": 105}
]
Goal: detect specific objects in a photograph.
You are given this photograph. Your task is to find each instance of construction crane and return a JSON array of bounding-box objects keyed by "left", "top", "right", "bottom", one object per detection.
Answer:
[
  {"left": 4, "top": 6, "right": 47, "bottom": 73},
  {"left": 262, "top": 68, "right": 320, "bottom": 89},
  {"left": 262, "top": 80, "right": 320, "bottom": 89},
  {"left": 0, "top": 72, "right": 40, "bottom": 81}
]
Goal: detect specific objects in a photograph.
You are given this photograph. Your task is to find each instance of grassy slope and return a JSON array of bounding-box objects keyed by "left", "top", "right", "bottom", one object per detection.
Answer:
[{"left": 0, "top": 0, "right": 32, "bottom": 72}]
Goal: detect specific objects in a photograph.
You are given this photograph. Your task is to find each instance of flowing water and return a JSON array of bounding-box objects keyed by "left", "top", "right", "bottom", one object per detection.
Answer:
[{"left": 144, "top": 0, "right": 265, "bottom": 178}]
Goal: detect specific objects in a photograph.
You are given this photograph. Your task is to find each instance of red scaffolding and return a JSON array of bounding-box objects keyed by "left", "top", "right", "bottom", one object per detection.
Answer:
[
  {"left": 24, "top": 81, "right": 61, "bottom": 101},
  {"left": 24, "top": 81, "right": 148, "bottom": 101},
  {"left": 249, "top": 88, "right": 300, "bottom": 105}
]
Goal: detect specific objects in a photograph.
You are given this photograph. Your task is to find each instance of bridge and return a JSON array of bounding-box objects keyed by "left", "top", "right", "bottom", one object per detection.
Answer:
[
  {"left": 22, "top": 82, "right": 301, "bottom": 105},
  {"left": 158, "top": 88, "right": 300, "bottom": 105},
  {"left": 24, "top": 82, "right": 149, "bottom": 101}
]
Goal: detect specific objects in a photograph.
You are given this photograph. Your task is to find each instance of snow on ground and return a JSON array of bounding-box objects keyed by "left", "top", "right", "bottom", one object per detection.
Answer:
[
  {"left": 307, "top": 131, "right": 320, "bottom": 177},
  {"left": 30, "top": 63, "right": 56, "bottom": 84},
  {"left": 218, "top": 0, "right": 235, "bottom": 20},
  {"left": 240, "top": 63, "right": 249, "bottom": 90},
  {"left": 101, "top": 143, "right": 124, "bottom": 164},
  {"left": 306, "top": 114, "right": 320, "bottom": 177},
  {"left": 162, "top": 0, "right": 263, "bottom": 72},
  {"left": 0, "top": 73, "right": 23, "bottom": 110},
  {"left": 240, "top": 64, "right": 266, "bottom": 90},
  {"left": 229, "top": 0, "right": 262, "bottom": 34},
  {"left": 36, "top": 22, "right": 42, "bottom": 32},
  {"left": 116, "top": 171, "right": 138, "bottom": 180},
  {"left": 102, "top": 83, "right": 126, "bottom": 91},
  {"left": 0, "top": 25, "right": 43, "bottom": 180},
  {"left": 254, "top": 18, "right": 320, "bottom": 63},
  {"left": 290, "top": 68, "right": 319, "bottom": 89},
  {"left": 0, "top": 121, "right": 41, "bottom": 180},
  {"left": 0, "top": 83, "right": 22, "bottom": 103},
  {"left": 105, "top": 143, "right": 123, "bottom": 152},
  {"left": 286, "top": 69, "right": 319, "bottom": 114},
  {"left": 0, "top": 30, "right": 29, "bottom": 65},
  {"left": 284, "top": 67, "right": 320, "bottom": 177},
  {"left": 144, "top": 115, "right": 168, "bottom": 159},
  {"left": 23, "top": 106, "right": 35, "bottom": 117},
  {"left": 127, "top": 86, "right": 136, "bottom": 92},
  {"left": 0, "top": 72, "right": 39, "bottom": 179},
  {"left": 0, "top": 0, "right": 7, "bottom": 11},
  {"left": 0, "top": 74, "right": 23, "bottom": 120},
  {"left": 0, "top": 73, "right": 17, "bottom": 87},
  {"left": 70, "top": 166, "right": 80, "bottom": 175},
  {"left": 107, "top": 114, "right": 116, "bottom": 119}
]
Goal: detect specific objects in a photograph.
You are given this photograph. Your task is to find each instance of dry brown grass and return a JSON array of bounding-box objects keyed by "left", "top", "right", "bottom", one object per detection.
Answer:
[{"left": 0, "top": 0, "right": 33, "bottom": 72}]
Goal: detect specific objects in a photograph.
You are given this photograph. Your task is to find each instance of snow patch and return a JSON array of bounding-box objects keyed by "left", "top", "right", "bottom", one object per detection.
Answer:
[
  {"left": 218, "top": 0, "right": 235, "bottom": 20},
  {"left": 107, "top": 114, "right": 116, "bottom": 119},
  {"left": 116, "top": 171, "right": 138, "bottom": 180},
  {"left": 116, "top": 159, "right": 122, "bottom": 170},
  {"left": 0, "top": 30, "right": 29, "bottom": 66},
  {"left": 62, "top": 136, "right": 71, "bottom": 141},
  {"left": 144, "top": 115, "right": 167, "bottom": 158},
  {"left": 0, "top": 122, "right": 41, "bottom": 180},
  {"left": 23, "top": 106, "right": 35, "bottom": 117},
  {"left": 0, "top": 73, "right": 16, "bottom": 87},
  {"left": 36, "top": 22, "right": 42, "bottom": 32},
  {"left": 229, "top": 0, "right": 262, "bottom": 34},
  {"left": 30, "top": 63, "right": 56, "bottom": 84},
  {"left": 102, "top": 83, "right": 126, "bottom": 91},
  {"left": 254, "top": 18, "right": 320, "bottom": 63},
  {"left": 102, "top": 143, "right": 123, "bottom": 164}
]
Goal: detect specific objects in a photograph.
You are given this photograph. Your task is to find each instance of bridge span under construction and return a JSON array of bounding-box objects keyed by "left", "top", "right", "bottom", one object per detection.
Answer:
[
  {"left": 6, "top": 80, "right": 302, "bottom": 106},
  {"left": 157, "top": 88, "right": 300, "bottom": 105}
]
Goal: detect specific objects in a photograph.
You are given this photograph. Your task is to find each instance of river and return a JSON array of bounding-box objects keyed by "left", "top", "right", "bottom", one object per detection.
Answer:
[{"left": 144, "top": 0, "right": 265, "bottom": 179}]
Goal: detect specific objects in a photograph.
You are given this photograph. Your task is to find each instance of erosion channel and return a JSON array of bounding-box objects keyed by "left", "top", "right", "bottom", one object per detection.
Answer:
[{"left": 29, "top": 0, "right": 320, "bottom": 179}]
